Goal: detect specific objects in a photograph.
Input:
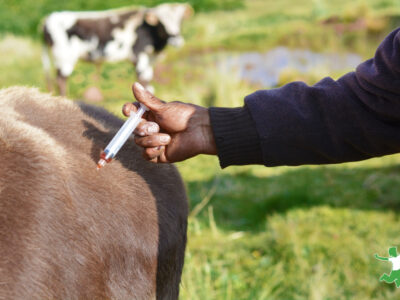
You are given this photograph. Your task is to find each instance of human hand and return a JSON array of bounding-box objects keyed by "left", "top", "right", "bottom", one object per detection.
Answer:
[{"left": 122, "top": 83, "right": 217, "bottom": 163}]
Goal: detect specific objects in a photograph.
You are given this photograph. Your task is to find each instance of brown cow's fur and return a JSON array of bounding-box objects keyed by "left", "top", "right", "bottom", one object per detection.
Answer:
[{"left": 0, "top": 87, "right": 188, "bottom": 299}]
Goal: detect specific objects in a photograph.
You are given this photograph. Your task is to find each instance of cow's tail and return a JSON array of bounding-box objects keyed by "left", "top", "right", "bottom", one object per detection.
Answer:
[{"left": 40, "top": 18, "right": 53, "bottom": 92}]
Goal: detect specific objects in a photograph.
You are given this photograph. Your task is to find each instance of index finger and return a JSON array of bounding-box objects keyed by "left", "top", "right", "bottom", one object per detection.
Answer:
[
  {"left": 122, "top": 102, "right": 152, "bottom": 120},
  {"left": 122, "top": 102, "right": 139, "bottom": 117}
]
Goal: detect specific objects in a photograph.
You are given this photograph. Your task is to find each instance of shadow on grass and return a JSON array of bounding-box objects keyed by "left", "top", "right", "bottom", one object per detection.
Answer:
[{"left": 187, "top": 164, "right": 400, "bottom": 232}]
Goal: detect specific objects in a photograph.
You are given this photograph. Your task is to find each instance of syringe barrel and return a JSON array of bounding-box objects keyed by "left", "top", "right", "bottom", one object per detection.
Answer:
[{"left": 103, "top": 104, "right": 147, "bottom": 160}]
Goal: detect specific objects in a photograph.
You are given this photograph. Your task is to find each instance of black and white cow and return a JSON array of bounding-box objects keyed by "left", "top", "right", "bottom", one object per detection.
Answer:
[{"left": 42, "top": 3, "right": 192, "bottom": 95}]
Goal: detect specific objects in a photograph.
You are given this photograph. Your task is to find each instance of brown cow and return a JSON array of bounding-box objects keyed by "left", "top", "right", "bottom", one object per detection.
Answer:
[{"left": 0, "top": 87, "right": 188, "bottom": 299}]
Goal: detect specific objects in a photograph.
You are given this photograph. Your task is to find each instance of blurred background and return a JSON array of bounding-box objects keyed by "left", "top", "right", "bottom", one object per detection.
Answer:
[{"left": 1, "top": 0, "right": 400, "bottom": 298}]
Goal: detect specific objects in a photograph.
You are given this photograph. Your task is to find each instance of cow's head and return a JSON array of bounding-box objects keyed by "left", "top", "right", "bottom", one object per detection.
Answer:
[{"left": 145, "top": 3, "right": 193, "bottom": 47}]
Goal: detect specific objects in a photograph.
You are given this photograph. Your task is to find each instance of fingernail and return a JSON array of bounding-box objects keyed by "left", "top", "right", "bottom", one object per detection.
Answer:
[
  {"left": 147, "top": 124, "right": 158, "bottom": 133},
  {"left": 138, "top": 131, "right": 145, "bottom": 136},
  {"left": 135, "top": 82, "right": 145, "bottom": 91},
  {"left": 160, "top": 136, "right": 170, "bottom": 143},
  {"left": 122, "top": 104, "right": 130, "bottom": 115}
]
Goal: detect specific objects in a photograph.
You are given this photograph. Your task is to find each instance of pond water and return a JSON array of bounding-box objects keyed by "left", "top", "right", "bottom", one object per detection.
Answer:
[{"left": 217, "top": 47, "right": 363, "bottom": 87}]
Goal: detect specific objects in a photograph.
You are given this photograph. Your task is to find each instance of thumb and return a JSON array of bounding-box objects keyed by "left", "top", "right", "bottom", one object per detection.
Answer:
[{"left": 132, "top": 82, "right": 164, "bottom": 112}]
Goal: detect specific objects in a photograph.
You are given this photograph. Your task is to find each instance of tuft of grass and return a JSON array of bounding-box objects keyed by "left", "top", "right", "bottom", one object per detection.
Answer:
[{"left": 179, "top": 159, "right": 400, "bottom": 299}]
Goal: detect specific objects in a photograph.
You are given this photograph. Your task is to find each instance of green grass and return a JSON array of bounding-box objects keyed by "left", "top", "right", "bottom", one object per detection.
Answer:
[
  {"left": 178, "top": 155, "right": 400, "bottom": 299},
  {"left": 1, "top": 0, "right": 400, "bottom": 298}
]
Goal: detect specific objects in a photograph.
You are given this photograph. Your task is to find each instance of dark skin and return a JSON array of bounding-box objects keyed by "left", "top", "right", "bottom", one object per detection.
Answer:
[{"left": 123, "top": 82, "right": 217, "bottom": 163}]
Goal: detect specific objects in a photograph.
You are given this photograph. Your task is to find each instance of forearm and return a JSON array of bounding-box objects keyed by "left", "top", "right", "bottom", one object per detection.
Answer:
[{"left": 210, "top": 28, "right": 400, "bottom": 168}]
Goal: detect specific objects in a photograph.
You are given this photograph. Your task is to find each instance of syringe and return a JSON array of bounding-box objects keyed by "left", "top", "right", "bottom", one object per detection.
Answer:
[{"left": 97, "top": 103, "right": 148, "bottom": 170}]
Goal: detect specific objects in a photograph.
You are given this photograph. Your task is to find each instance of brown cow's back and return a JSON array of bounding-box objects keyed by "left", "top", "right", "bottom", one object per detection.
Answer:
[{"left": 0, "top": 87, "right": 188, "bottom": 299}]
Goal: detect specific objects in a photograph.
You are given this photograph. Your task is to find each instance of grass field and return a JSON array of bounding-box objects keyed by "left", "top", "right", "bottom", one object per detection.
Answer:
[{"left": 1, "top": 0, "right": 400, "bottom": 298}]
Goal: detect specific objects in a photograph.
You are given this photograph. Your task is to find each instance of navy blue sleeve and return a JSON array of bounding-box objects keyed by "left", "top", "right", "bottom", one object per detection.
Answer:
[{"left": 210, "top": 27, "right": 400, "bottom": 167}]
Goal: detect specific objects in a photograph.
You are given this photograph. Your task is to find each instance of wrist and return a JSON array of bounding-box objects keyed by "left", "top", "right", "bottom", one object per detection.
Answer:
[{"left": 197, "top": 107, "right": 217, "bottom": 155}]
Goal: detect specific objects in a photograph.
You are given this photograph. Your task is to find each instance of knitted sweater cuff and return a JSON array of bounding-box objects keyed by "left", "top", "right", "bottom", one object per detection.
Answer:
[{"left": 209, "top": 106, "right": 263, "bottom": 168}]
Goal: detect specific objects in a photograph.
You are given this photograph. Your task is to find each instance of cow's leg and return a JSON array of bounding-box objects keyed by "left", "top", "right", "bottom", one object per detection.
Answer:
[
  {"left": 53, "top": 50, "right": 78, "bottom": 96},
  {"left": 94, "top": 62, "right": 102, "bottom": 83},
  {"left": 135, "top": 52, "right": 155, "bottom": 93},
  {"left": 56, "top": 69, "right": 68, "bottom": 96},
  {"left": 42, "top": 47, "right": 54, "bottom": 92},
  {"left": 45, "top": 73, "right": 54, "bottom": 93}
]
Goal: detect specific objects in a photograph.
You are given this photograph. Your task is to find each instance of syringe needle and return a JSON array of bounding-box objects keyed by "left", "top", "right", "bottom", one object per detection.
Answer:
[{"left": 96, "top": 158, "right": 107, "bottom": 170}]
